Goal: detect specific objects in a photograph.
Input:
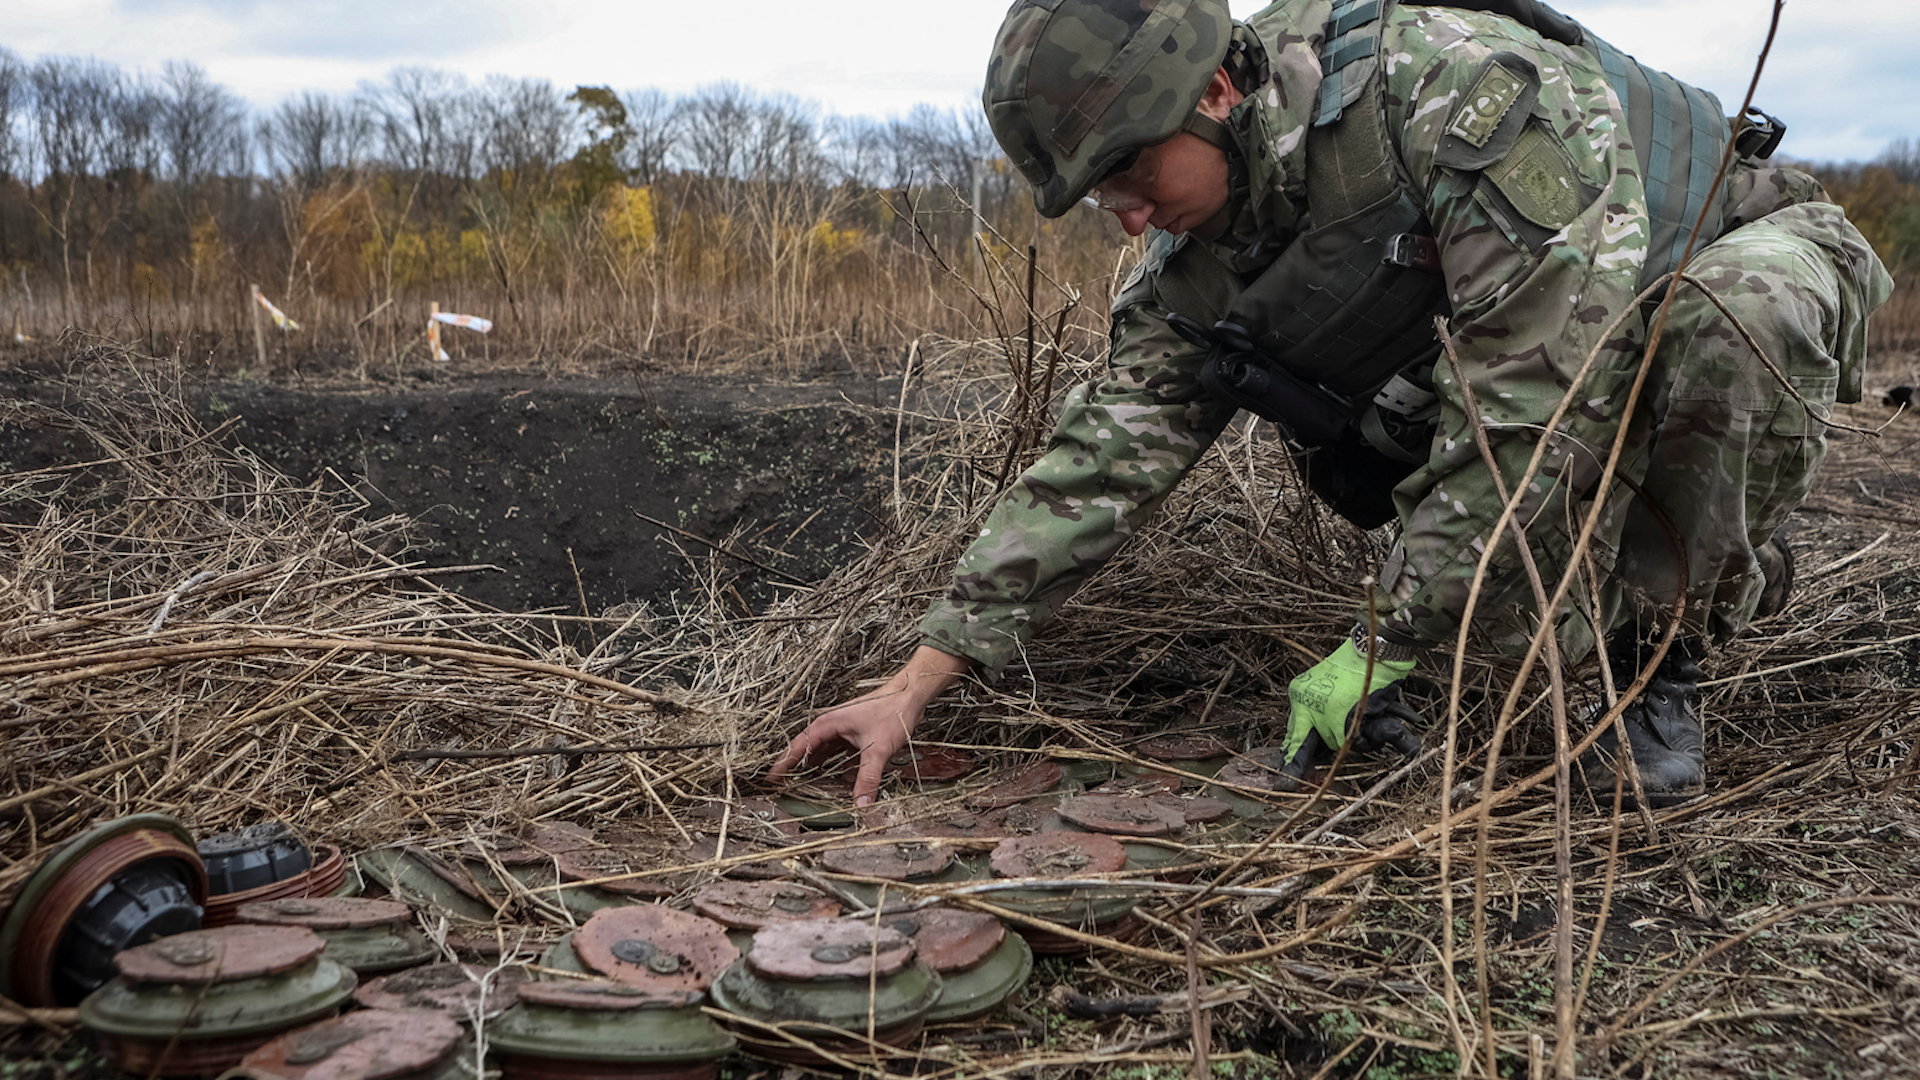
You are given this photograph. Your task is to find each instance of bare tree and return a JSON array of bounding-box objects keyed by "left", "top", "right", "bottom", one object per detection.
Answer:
[
  {"left": 469, "top": 77, "right": 578, "bottom": 327},
  {"left": 0, "top": 49, "right": 25, "bottom": 181},
  {"left": 99, "top": 74, "right": 165, "bottom": 302},
  {"left": 0, "top": 48, "right": 26, "bottom": 281},
  {"left": 824, "top": 115, "right": 892, "bottom": 187},
  {"left": 743, "top": 94, "right": 825, "bottom": 184},
  {"left": 477, "top": 76, "right": 575, "bottom": 177},
  {"left": 1879, "top": 137, "right": 1920, "bottom": 186},
  {"left": 103, "top": 75, "right": 162, "bottom": 180},
  {"left": 257, "top": 90, "right": 373, "bottom": 313},
  {"left": 261, "top": 92, "right": 372, "bottom": 187},
  {"left": 678, "top": 82, "right": 753, "bottom": 179},
  {"left": 158, "top": 60, "right": 248, "bottom": 188},
  {"left": 368, "top": 67, "right": 478, "bottom": 179},
  {"left": 29, "top": 57, "right": 120, "bottom": 317},
  {"left": 678, "top": 85, "right": 837, "bottom": 184},
  {"left": 621, "top": 88, "right": 679, "bottom": 185},
  {"left": 889, "top": 104, "right": 995, "bottom": 190},
  {"left": 30, "top": 58, "right": 115, "bottom": 181}
]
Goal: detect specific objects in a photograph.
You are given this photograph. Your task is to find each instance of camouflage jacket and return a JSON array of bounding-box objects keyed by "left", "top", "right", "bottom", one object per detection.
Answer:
[{"left": 919, "top": 2, "right": 1852, "bottom": 671}]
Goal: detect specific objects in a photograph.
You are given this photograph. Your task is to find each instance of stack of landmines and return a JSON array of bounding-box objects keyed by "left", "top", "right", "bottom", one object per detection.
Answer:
[{"left": 1, "top": 732, "right": 1289, "bottom": 1077}]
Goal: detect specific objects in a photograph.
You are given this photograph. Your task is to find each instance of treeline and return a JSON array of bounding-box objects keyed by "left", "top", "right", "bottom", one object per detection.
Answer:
[
  {"left": 1798, "top": 140, "right": 1920, "bottom": 356},
  {"left": 1802, "top": 139, "right": 1920, "bottom": 272},
  {"left": 0, "top": 49, "right": 1910, "bottom": 378},
  {"left": 0, "top": 52, "right": 1122, "bottom": 376}
]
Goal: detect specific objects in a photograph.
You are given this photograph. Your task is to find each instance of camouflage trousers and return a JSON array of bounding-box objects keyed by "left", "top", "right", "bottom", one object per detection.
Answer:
[
  {"left": 1602, "top": 200, "right": 1879, "bottom": 650},
  {"left": 1414, "top": 199, "right": 1889, "bottom": 662}
]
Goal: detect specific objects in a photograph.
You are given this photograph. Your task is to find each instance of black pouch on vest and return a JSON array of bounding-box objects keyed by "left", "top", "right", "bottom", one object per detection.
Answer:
[{"left": 1299, "top": 426, "right": 1415, "bottom": 530}]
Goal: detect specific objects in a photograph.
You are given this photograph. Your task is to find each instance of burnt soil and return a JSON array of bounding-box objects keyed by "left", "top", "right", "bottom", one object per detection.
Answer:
[{"left": 0, "top": 367, "right": 900, "bottom": 619}]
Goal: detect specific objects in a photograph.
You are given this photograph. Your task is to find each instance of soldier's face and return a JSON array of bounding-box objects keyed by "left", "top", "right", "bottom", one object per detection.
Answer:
[
  {"left": 1093, "top": 67, "right": 1242, "bottom": 239},
  {"left": 1098, "top": 132, "right": 1232, "bottom": 238}
]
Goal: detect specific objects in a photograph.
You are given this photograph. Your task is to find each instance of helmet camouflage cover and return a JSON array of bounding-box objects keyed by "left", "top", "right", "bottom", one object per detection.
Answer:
[{"left": 984, "top": 0, "right": 1236, "bottom": 218}]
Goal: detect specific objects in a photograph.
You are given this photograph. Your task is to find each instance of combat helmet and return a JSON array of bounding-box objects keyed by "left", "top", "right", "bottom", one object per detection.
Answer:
[{"left": 983, "top": 0, "right": 1237, "bottom": 218}]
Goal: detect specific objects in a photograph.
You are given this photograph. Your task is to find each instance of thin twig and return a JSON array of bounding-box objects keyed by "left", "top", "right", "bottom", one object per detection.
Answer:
[{"left": 390, "top": 741, "right": 726, "bottom": 762}]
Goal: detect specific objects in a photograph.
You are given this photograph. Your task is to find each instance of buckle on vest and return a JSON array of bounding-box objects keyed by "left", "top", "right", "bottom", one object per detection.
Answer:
[
  {"left": 1383, "top": 233, "right": 1441, "bottom": 275},
  {"left": 1735, "top": 107, "right": 1786, "bottom": 161},
  {"left": 1373, "top": 372, "right": 1439, "bottom": 418},
  {"left": 1171, "top": 314, "right": 1356, "bottom": 445}
]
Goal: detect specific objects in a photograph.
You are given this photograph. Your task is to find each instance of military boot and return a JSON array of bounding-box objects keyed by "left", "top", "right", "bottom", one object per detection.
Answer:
[
  {"left": 1753, "top": 534, "right": 1795, "bottom": 620},
  {"left": 1575, "top": 650, "right": 1706, "bottom": 808}
]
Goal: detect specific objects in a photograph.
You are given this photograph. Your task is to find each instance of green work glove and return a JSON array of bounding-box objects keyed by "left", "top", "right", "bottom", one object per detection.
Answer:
[{"left": 1281, "top": 638, "right": 1416, "bottom": 763}]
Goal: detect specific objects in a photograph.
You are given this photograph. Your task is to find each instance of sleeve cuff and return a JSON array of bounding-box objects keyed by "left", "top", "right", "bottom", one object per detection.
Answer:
[
  {"left": 1353, "top": 603, "right": 1437, "bottom": 649},
  {"left": 917, "top": 599, "right": 1036, "bottom": 675}
]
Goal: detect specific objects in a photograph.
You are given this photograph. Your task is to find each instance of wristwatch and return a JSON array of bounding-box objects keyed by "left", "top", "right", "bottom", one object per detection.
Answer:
[{"left": 1350, "top": 623, "right": 1417, "bottom": 664}]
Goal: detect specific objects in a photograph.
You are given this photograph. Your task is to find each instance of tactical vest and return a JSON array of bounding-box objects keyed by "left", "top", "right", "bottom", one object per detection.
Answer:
[{"left": 1138, "top": 0, "right": 1752, "bottom": 526}]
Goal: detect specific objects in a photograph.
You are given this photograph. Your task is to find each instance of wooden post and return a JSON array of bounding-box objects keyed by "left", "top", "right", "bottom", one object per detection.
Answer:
[
  {"left": 970, "top": 158, "right": 986, "bottom": 282},
  {"left": 248, "top": 284, "right": 267, "bottom": 370},
  {"left": 428, "top": 301, "right": 443, "bottom": 362}
]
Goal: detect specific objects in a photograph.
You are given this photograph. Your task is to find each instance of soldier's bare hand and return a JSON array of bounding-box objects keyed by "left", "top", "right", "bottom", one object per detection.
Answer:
[{"left": 768, "top": 646, "right": 973, "bottom": 806}]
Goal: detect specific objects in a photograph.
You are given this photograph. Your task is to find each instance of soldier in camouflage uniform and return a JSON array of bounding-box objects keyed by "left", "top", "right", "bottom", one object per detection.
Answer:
[{"left": 771, "top": 0, "right": 1892, "bottom": 807}]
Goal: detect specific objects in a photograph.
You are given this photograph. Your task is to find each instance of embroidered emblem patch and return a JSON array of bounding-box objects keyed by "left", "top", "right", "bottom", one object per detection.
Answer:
[
  {"left": 1445, "top": 61, "right": 1525, "bottom": 148},
  {"left": 1488, "top": 126, "right": 1583, "bottom": 229}
]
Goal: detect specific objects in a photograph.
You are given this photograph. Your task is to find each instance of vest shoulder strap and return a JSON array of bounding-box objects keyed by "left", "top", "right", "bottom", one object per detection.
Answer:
[
  {"left": 1307, "top": 64, "right": 1403, "bottom": 227},
  {"left": 1315, "top": 0, "right": 1386, "bottom": 127},
  {"left": 1584, "top": 34, "right": 1730, "bottom": 287},
  {"left": 1307, "top": 0, "right": 1413, "bottom": 229},
  {"left": 1223, "top": 0, "right": 1443, "bottom": 406}
]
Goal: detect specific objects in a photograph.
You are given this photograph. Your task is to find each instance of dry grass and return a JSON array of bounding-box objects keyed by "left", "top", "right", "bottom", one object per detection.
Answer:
[
  {"left": 0, "top": 326, "right": 1917, "bottom": 1077},
  {"left": 0, "top": 180, "right": 1130, "bottom": 386}
]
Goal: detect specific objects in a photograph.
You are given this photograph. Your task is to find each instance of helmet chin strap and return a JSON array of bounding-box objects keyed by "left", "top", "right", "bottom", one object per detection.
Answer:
[{"left": 1180, "top": 111, "right": 1235, "bottom": 151}]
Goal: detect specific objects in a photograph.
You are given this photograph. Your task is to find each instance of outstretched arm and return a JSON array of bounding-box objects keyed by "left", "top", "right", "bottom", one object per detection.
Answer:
[
  {"left": 919, "top": 294, "right": 1238, "bottom": 670},
  {"left": 768, "top": 645, "right": 975, "bottom": 806},
  {"left": 776, "top": 246, "right": 1235, "bottom": 802}
]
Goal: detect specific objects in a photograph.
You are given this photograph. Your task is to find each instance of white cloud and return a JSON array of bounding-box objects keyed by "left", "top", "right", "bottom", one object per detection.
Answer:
[
  {"left": 0, "top": 0, "right": 1911, "bottom": 161},
  {"left": 115, "top": 0, "right": 537, "bottom": 59},
  {"left": 1540, "top": 0, "right": 1920, "bottom": 161}
]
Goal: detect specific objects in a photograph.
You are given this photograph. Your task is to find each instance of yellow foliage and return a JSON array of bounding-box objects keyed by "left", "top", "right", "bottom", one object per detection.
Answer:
[
  {"left": 1827, "top": 166, "right": 1920, "bottom": 268},
  {"left": 806, "top": 220, "right": 863, "bottom": 259},
  {"left": 460, "top": 230, "right": 491, "bottom": 272},
  {"left": 130, "top": 263, "right": 169, "bottom": 302},
  {"left": 189, "top": 218, "right": 226, "bottom": 290},
  {"left": 361, "top": 227, "right": 485, "bottom": 289},
  {"left": 363, "top": 228, "right": 426, "bottom": 289},
  {"left": 602, "top": 186, "right": 656, "bottom": 263},
  {"left": 300, "top": 184, "right": 374, "bottom": 299}
]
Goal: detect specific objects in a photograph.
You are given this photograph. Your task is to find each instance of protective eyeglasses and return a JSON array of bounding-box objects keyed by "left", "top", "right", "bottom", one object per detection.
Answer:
[
  {"left": 1085, "top": 147, "right": 1159, "bottom": 212},
  {"left": 1083, "top": 111, "right": 1236, "bottom": 213}
]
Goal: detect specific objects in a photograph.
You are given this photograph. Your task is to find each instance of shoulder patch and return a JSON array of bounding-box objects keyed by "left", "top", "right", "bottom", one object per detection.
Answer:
[
  {"left": 1433, "top": 52, "right": 1542, "bottom": 173},
  {"left": 1445, "top": 60, "right": 1526, "bottom": 148}
]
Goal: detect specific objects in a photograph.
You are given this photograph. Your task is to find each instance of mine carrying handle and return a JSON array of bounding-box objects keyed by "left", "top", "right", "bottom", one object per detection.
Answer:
[{"left": 1167, "top": 313, "right": 1355, "bottom": 445}]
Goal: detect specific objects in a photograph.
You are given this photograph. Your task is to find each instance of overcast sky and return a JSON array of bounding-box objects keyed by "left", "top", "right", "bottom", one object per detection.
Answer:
[{"left": 3, "top": 0, "right": 1913, "bottom": 164}]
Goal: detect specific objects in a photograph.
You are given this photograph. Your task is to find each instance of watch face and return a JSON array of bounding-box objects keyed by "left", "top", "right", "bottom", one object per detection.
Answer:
[{"left": 1350, "top": 625, "right": 1411, "bottom": 662}]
